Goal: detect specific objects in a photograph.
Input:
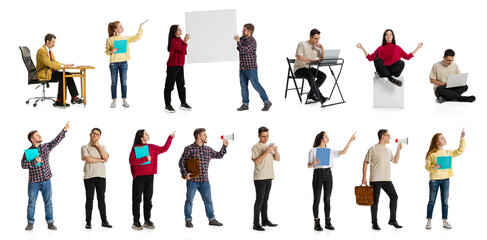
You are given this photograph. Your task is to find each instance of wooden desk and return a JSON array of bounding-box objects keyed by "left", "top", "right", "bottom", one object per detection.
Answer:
[{"left": 60, "top": 66, "right": 95, "bottom": 107}]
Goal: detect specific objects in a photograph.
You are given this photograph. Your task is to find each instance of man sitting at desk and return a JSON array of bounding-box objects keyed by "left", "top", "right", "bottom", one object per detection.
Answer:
[
  {"left": 36, "top": 34, "right": 83, "bottom": 107},
  {"left": 429, "top": 49, "right": 475, "bottom": 103},
  {"left": 294, "top": 29, "right": 327, "bottom": 103}
]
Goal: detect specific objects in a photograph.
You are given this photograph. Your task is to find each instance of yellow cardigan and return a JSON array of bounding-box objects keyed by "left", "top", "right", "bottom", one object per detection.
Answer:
[
  {"left": 105, "top": 29, "right": 143, "bottom": 63},
  {"left": 425, "top": 138, "right": 465, "bottom": 180},
  {"left": 35, "top": 46, "right": 63, "bottom": 81}
]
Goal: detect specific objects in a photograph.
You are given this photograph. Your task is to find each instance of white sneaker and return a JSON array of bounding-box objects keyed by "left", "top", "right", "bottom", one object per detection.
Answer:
[
  {"left": 443, "top": 221, "right": 452, "bottom": 229},
  {"left": 110, "top": 100, "right": 116, "bottom": 108},
  {"left": 425, "top": 221, "right": 431, "bottom": 229},
  {"left": 123, "top": 100, "right": 130, "bottom": 108}
]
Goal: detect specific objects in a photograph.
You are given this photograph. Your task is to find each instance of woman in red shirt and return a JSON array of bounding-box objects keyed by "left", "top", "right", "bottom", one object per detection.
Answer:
[
  {"left": 164, "top": 25, "right": 192, "bottom": 113},
  {"left": 356, "top": 29, "right": 423, "bottom": 87}
]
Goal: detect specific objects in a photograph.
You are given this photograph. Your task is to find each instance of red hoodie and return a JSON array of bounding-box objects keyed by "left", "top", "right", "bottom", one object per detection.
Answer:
[
  {"left": 366, "top": 42, "right": 414, "bottom": 66},
  {"left": 129, "top": 135, "right": 173, "bottom": 178}
]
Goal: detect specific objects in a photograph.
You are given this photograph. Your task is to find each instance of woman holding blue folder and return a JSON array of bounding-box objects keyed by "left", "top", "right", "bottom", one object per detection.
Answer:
[
  {"left": 105, "top": 20, "right": 148, "bottom": 108},
  {"left": 308, "top": 131, "right": 355, "bottom": 231},
  {"left": 424, "top": 128, "right": 465, "bottom": 230},
  {"left": 129, "top": 129, "right": 174, "bottom": 230}
]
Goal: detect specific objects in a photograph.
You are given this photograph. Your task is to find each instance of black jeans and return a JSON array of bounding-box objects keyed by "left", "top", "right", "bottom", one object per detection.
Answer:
[
  {"left": 254, "top": 179, "right": 272, "bottom": 225},
  {"left": 435, "top": 85, "right": 468, "bottom": 101},
  {"left": 370, "top": 181, "right": 398, "bottom": 224},
  {"left": 84, "top": 177, "right": 107, "bottom": 222},
  {"left": 374, "top": 58, "right": 405, "bottom": 78},
  {"left": 295, "top": 68, "right": 326, "bottom": 97},
  {"left": 312, "top": 168, "right": 333, "bottom": 219},
  {"left": 132, "top": 175, "right": 154, "bottom": 222},
  {"left": 164, "top": 66, "right": 187, "bottom": 106},
  {"left": 50, "top": 71, "right": 79, "bottom": 100}
]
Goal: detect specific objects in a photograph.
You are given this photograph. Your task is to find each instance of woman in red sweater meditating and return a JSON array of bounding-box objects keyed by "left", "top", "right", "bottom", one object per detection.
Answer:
[
  {"left": 356, "top": 29, "right": 423, "bottom": 87},
  {"left": 164, "top": 25, "right": 192, "bottom": 113},
  {"left": 129, "top": 129, "right": 175, "bottom": 230}
]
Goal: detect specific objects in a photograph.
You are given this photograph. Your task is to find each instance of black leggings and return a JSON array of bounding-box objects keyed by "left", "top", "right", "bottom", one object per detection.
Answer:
[
  {"left": 164, "top": 66, "right": 187, "bottom": 106},
  {"left": 312, "top": 168, "right": 333, "bottom": 219},
  {"left": 132, "top": 175, "right": 154, "bottom": 222},
  {"left": 374, "top": 58, "right": 404, "bottom": 78}
]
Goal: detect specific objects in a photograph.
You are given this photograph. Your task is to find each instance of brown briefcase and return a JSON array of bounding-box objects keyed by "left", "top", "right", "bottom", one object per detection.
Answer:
[
  {"left": 181, "top": 157, "right": 199, "bottom": 179},
  {"left": 355, "top": 184, "right": 374, "bottom": 206}
]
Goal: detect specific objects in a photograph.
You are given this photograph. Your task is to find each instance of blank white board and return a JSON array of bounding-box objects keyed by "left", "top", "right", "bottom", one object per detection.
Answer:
[{"left": 185, "top": 9, "right": 238, "bottom": 63}]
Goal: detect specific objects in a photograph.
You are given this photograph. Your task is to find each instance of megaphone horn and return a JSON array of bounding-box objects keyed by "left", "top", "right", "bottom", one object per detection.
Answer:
[
  {"left": 395, "top": 138, "right": 408, "bottom": 145},
  {"left": 221, "top": 133, "right": 235, "bottom": 141}
]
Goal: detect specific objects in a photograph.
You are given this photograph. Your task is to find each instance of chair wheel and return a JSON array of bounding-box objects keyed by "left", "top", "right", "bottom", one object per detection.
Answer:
[
  {"left": 33, "top": 104, "right": 37, "bottom": 107},
  {"left": 26, "top": 101, "right": 30, "bottom": 104}
]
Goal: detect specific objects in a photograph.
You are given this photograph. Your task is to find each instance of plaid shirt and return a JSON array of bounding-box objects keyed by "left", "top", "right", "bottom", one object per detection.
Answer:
[
  {"left": 237, "top": 36, "right": 257, "bottom": 70},
  {"left": 21, "top": 130, "right": 66, "bottom": 183},
  {"left": 179, "top": 142, "right": 227, "bottom": 182}
]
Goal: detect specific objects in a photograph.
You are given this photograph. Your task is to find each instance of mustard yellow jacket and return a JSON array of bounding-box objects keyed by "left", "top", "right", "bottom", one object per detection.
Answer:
[{"left": 35, "top": 46, "right": 62, "bottom": 81}]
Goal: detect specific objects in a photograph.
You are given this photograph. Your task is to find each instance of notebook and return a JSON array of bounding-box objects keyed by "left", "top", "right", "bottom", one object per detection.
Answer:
[
  {"left": 436, "top": 156, "right": 452, "bottom": 169},
  {"left": 316, "top": 148, "right": 331, "bottom": 166},
  {"left": 114, "top": 40, "right": 127, "bottom": 54},
  {"left": 25, "top": 148, "right": 41, "bottom": 166}
]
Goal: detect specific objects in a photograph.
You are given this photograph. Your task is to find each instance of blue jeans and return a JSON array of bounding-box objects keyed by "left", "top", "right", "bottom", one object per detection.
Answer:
[
  {"left": 239, "top": 68, "right": 270, "bottom": 105},
  {"left": 184, "top": 181, "right": 215, "bottom": 221},
  {"left": 27, "top": 179, "right": 53, "bottom": 223},
  {"left": 109, "top": 61, "right": 128, "bottom": 99},
  {"left": 426, "top": 178, "right": 450, "bottom": 219}
]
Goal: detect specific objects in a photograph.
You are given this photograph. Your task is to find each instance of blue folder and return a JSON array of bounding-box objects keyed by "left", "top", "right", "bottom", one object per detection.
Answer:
[
  {"left": 316, "top": 148, "right": 331, "bottom": 166},
  {"left": 113, "top": 40, "right": 127, "bottom": 54},
  {"left": 25, "top": 149, "right": 41, "bottom": 166},
  {"left": 134, "top": 145, "right": 149, "bottom": 159},
  {"left": 437, "top": 156, "right": 452, "bottom": 170}
]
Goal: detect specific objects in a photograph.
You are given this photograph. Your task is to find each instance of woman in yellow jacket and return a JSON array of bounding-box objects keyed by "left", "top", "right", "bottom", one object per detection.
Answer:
[
  {"left": 424, "top": 128, "right": 465, "bottom": 230},
  {"left": 105, "top": 20, "right": 147, "bottom": 108}
]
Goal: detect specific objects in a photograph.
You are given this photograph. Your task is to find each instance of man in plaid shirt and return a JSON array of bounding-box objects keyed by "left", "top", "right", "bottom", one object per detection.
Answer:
[
  {"left": 234, "top": 23, "right": 272, "bottom": 112},
  {"left": 21, "top": 121, "right": 70, "bottom": 231},
  {"left": 179, "top": 128, "right": 229, "bottom": 228}
]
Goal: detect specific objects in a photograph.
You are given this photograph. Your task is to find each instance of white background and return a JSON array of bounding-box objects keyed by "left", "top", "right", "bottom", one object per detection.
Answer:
[{"left": 1, "top": 0, "right": 485, "bottom": 240}]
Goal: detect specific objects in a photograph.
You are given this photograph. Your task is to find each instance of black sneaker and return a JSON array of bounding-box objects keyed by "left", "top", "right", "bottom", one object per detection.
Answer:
[
  {"left": 143, "top": 220, "right": 155, "bottom": 229},
  {"left": 209, "top": 219, "right": 223, "bottom": 226},
  {"left": 180, "top": 103, "right": 192, "bottom": 111},
  {"left": 388, "top": 76, "right": 403, "bottom": 87},
  {"left": 436, "top": 96, "right": 447, "bottom": 103},
  {"left": 236, "top": 104, "right": 249, "bottom": 111},
  {"left": 102, "top": 221, "right": 112, "bottom": 228},
  {"left": 71, "top": 98, "right": 83, "bottom": 104},
  {"left": 132, "top": 221, "right": 143, "bottom": 230},
  {"left": 25, "top": 223, "right": 34, "bottom": 231},
  {"left": 165, "top": 105, "right": 176, "bottom": 113},
  {"left": 53, "top": 101, "right": 70, "bottom": 107},
  {"left": 262, "top": 220, "right": 278, "bottom": 227},
  {"left": 372, "top": 222, "right": 381, "bottom": 230},
  {"left": 253, "top": 224, "right": 265, "bottom": 231},
  {"left": 47, "top": 222, "right": 57, "bottom": 230},
  {"left": 388, "top": 220, "right": 403, "bottom": 228},
  {"left": 185, "top": 221, "right": 193, "bottom": 228},
  {"left": 85, "top": 221, "right": 92, "bottom": 229},
  {"left": 462, "top": 96, "right": 476, "bottom": 102}
]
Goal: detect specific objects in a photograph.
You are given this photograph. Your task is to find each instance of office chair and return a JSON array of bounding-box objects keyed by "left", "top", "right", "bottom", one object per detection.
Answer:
[{"left": 19, "top": 46, "right": 56, "bottom": 107}]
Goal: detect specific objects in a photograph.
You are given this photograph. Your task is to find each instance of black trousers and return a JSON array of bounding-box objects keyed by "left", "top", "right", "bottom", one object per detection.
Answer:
[
  {"left": 164, "top": 66, "right": 187, "bottom": 106},
  {"left": 84, "top": 177, "right": 107, "bottom": 222},
  {"left": 312, "top": 168, "right": 333, "bottom": 219},
  {"left": 254, "top": 179, "right": 272, "bottom": 225},
  {"left": 370, "top": 181, "right": 398, "bottom": 224},
  {"left": 435, "top": 85, "right": 468, "bottom": 101},
  {"left": 132, "top": 175, "right": 154, "bottom": 222},
  {"left": 50, "top": 71, "right": 79, "bottom": 100},
  {"left": 374, "top": 58, "right": 405, "bottom": 78},
  {"left": 295, "top": 68, "right": 326, "bottom": 97}
]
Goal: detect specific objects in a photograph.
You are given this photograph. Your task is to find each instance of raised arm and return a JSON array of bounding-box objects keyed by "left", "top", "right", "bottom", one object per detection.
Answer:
[
  {"left": 128, "top": 21, "right": 146, "bottom": 43},
  {"left": 450, "top": 129, "right": 466, "bottom": 157},
  {"left": 45, "top": 122, "right": 69, "bottom": 151},
  {"left": 411, "top": 42, "right": 423, "bottom": 56},
  {"left": 356, "top": 43, "right": 369, "bottom": 57},
  {"left": 339, "top": 132, "right": 356, "bottom": 155},
  {"left": 153, "top": 134, "right": 174, "bottom": 155}
]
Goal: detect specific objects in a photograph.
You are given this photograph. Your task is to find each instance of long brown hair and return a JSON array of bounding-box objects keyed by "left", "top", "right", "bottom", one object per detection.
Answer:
[
  {"left": 426, "top": 133, "right": 442, "bottom": 159},
  {"left": 382, "top": 29, "right": 396, "bottom": 46},
  {"left": 108, "top": 21, "right": 120, "bottom": 37},
  {"left": 313, "top": 131, "right": 326, "bottom": 148}
]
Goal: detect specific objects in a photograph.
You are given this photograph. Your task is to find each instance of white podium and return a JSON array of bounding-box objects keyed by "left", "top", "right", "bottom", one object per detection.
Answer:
[{"left": 373, "top": 76, "right": 404, "bottom": 108}]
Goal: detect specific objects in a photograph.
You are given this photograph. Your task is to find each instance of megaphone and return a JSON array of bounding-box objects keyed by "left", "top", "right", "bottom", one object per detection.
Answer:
[
  {"left": 221, "top": 133, "right": 235, "bottom": 141},
  {"left": 395, "top": 138, "right": 408, "bottom": 145}
]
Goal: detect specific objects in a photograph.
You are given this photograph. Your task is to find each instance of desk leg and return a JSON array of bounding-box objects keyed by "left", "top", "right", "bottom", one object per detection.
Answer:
[
  {"left": 63, "top": 69, "right": 66, "bottom": 108},
  {"left": 83, "top": 69, "right": 87, "bottom": 105}
]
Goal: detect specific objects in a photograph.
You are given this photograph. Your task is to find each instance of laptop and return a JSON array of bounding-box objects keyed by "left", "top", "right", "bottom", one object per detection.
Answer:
[
  {"left": 446, "top": 73, "right": 468, "bottom": 88},
  {"left": 321, "top": 49, "right": 340, "bottom": 65}
]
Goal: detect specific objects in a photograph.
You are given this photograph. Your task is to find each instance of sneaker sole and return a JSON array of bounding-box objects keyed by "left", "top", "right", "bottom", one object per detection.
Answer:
[
  {"left": 179, "top": 107, "right": 191, "bottom": 111},
  {"left": 143, "top": 225, "right": 155, "bottom": 229},
  {"left": 132, "top": 226, "right": 143, "bottom": 230},
  {"left": 164, "top": 109, "right": 176, "bottom": 113}
]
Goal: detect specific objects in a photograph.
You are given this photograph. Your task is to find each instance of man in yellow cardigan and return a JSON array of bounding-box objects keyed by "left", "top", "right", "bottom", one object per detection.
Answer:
[{"left": 36, "top": 34, "right": 83, "bottom": 107}]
